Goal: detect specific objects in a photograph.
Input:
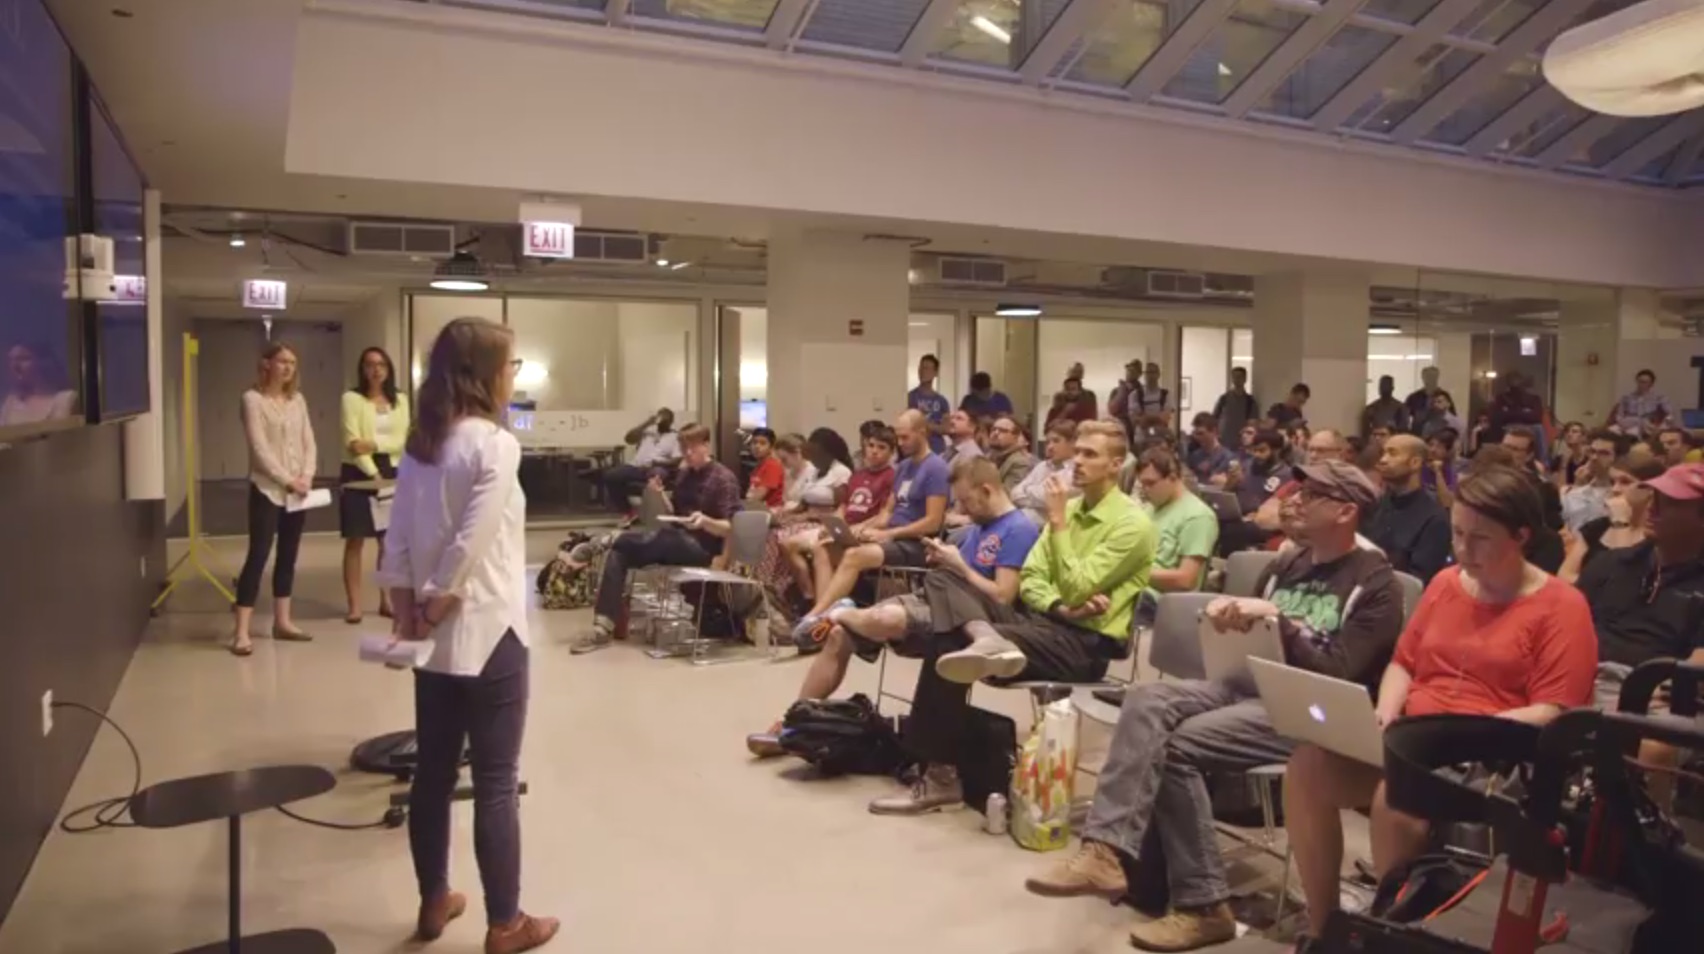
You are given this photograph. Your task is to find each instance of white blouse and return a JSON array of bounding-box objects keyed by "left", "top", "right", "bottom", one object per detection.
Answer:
[
  {"left": 242, "top": 390, "right": 317, "bottom": 507},
  {"left": 376, "top": 418, "right": 529, "bottom": 677},
  {"left": 798, "top": 460, "right": 853, "bottom": 509}
]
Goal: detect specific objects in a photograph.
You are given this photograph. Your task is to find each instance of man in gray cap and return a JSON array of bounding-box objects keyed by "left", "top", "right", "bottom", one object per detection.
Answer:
[{"left": 1024, "top": 458, "right": 1404, "bottom": 953}]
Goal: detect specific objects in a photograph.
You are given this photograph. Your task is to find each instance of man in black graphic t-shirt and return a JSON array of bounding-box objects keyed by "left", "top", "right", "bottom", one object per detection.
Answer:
[{"left": 1024, "top": 461, "right": 1403, "bottom": 951}]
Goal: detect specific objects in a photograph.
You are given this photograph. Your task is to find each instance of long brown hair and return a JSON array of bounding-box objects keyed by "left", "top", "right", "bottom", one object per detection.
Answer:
[
  {"left": 405, "top": 317, "right": 513, "bottom": 464},
  {"left": 256, "top": 342, "right": 299, "bottom": 397}
]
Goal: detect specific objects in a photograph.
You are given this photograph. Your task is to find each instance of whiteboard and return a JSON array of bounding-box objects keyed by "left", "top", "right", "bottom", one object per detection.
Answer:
[{"left": 511, "top": 409, "right": 695, "bottom": 452}]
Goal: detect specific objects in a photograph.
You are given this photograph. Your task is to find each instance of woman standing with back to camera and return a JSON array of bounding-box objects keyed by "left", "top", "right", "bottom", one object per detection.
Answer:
[
  {"left": 377, "top": 317, "right": 557, "bottom": 952},
  {"left": 340, "top": 346, "right": 410, "bottom": 623},
  {"left": 232, "top": 341, "right": 317, "bottom": 656}
]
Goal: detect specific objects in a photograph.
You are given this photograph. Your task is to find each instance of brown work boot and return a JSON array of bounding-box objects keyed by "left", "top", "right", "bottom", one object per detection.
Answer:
[
  {"left": 485, "top": 912, "right": 560, "bottom": 954},
  {"left": 1023, "top": 839, "right": 1128, "bottom": 899},
  {"left": 1128, "top": 902, "right": 1239, "bottom": 952},
  {"left": 414, "top": 890, "right": 467, "bottom": 941},
  {"left": 746, "top": 721, "right": 785, "bottom": 758}
]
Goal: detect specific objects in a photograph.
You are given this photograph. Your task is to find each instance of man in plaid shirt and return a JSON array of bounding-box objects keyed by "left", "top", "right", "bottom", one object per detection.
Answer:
[{"left": 1609, "top": 369, "right": 1673, "bottom": 435}]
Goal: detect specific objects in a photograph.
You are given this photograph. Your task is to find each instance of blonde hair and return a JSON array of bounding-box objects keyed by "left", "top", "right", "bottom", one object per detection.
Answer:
[
  {"left": 256, "top": 342, "right": 300, "bottom": 397},
  {"left": 1077, "top": 418, "right": 1130, "bottom": 464},
  {"left": 406, "top": 317, "right": 514, "bottom": 464}
]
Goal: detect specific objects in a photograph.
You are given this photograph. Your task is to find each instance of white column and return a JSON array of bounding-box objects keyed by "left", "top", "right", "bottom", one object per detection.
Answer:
[
  {"left": 123, "top": 188, "right": 166, "bottom": 502},
  {"left": 1555, "top": 289, "right": 1622, "bottom": 426},
  {"left": 766, "top": 230, "right": 911, "bottom": 438},
  {"left": 1253, "top": 269, "right": 1371, "bottom": 436}
]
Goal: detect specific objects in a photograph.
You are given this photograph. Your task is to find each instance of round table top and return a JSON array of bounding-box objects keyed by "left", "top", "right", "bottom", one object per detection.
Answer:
[
  {"left": 341, "top": 478, "right": 395, "bottom": 492},
  {"left": 130, "top": 765, "right": 336, "bottom": 829}
]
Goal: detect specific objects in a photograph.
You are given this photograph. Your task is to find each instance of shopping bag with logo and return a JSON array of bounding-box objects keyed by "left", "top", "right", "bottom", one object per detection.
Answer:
[{"left": 1009, "top": 697, "right": 1078, "bottom": 851}]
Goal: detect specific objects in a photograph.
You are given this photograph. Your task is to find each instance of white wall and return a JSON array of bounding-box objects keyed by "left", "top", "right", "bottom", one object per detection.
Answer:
[
  {"left": 410, "top": 294, "right": 504, "bottom": 393},
  {"left": 908, "top": 312, "right": 957, "bottom": 399},
  {"left": 617, "top": 301, "right": 698, "bottom": 418},
  {"left": 1179, "top": 326, "right": 1229, "bottom": 419},
  {"left": 1435, "top": 332, "right": 1473, "bottom": 420},
  {"left": 1035, "top": 319, "right": 1164, "bottom": 416},
  {"left": 734, "top": 306, "right": 767, "bottom": 402},
  {"left": 289, "top": 4, "right": 1704, "bottom": 288},
  {"left": 1232, "top": 329, "right": 1255, "bottom": 402},
  {"left": 1366, "top": 333, "right": 1437, "bottom": 405},
  {"left": 341, "top": 289, "right": 405, "bottom": 390}
]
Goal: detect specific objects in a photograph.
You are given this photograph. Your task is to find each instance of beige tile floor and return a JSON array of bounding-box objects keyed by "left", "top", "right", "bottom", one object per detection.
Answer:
[{"left": 0, "top": 532, "right": 1342, "bottom": 954}]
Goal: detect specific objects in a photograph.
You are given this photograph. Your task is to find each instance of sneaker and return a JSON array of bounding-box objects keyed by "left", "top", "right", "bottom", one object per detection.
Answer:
[
  {"left": 570, "top": 619, "right": 613, "bottom": 655},
  {"left": 746, "top": 721, "right": 785, "bottom": 759},
  {"left": 484, "top": 912, "right": 560, "bottom": 954},
  {"left": 1024, "top": 840, "right": 1128, "bottom": 899},
  {"left": 868, "top": 764, "right": 963, "bottom": 815},
  {"left": 935, "top": 634, "right": 1027, "bottom": 684},
  {"left": 1127, "top": 902, "right": 1238, "bottom": 952},
  {"left": 790, "top": 598, "right": 853, "bottom": 651}
]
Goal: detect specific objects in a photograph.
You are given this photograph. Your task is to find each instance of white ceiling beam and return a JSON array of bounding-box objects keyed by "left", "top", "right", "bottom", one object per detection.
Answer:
[
  {"left": 900, "top": 0, "right": 961, "bottom": 68},
  {"left": 1390, "top": 0, "right": 1595, "bottom": 145},
  {"left": 1311, "top": 0, "right": 1479, "bottom": 131},
  {"left": 606, "top": 0, "right": 630, "bottom": 26},
  {"left": 1603, "top": 112, "right": 1704, "bottom": 181},
  {"left": 1019, "top": 0, "right": 1119, "bottom": 86},
  {"left": 765, "top": 0, "right": 813, "bottom": 49},
  {"left": 1663, "top": 129, "right": 1704, "bottom": 186},
  {"left": 1534, "top": 113, "right": 1618, "bottom": 170},
  {"left": 1222, "top": 0, "right": 1369, "bottom": 120},
  {"left": 1462, "top": 84, "right": 1561, "bottom": 158},
  {"left": 1125, "top": 0, "right": 1241, "bottom": 102}
]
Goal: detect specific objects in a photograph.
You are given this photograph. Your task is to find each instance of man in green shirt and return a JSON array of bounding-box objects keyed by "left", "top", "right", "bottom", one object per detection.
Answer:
[
  {"left": 1133, "top": 446, "right": 1218, "bottom": 595},
  {"left": 935, "top": 420, "right": 1156, "bottom": 684}
]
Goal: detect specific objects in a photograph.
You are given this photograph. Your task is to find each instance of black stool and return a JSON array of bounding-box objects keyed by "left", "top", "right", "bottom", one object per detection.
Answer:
[{"left": 130, "top": 765, "right": 338, "bottom": 954}]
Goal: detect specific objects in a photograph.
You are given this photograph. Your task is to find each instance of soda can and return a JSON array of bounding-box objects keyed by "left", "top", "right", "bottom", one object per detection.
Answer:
[{"left": 984, "top": 794, "right": 1009, "bottom": 836}]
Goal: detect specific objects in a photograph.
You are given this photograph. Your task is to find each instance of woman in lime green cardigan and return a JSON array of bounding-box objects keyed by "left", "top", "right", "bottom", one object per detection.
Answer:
[{"left": 340, "top": 347, "right": 410, "bottom": 622}]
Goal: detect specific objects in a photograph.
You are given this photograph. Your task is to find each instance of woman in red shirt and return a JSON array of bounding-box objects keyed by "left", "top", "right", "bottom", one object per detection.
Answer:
[{"left": 1283, "top": 464, "right": 1598, "bottom": 942}]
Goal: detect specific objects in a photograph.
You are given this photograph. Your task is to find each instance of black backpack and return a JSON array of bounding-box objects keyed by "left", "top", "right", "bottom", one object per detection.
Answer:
[
  {"left": 779, "top": 694, "right": 909, "bottom": 777},
  {"left": 1371, "top": 852, "right": 1491, "bottom": 923}
]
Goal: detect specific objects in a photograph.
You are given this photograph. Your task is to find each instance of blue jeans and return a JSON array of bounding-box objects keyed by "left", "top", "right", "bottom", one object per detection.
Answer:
[{"left": 410, "top": 631, "right": 529, "bottom": 924}]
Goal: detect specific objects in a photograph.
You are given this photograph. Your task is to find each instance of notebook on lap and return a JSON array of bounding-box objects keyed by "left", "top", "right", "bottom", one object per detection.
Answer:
[
  {"left": 1248, "top": 657, "right": 1385, "bottom": 766},
  {"left": 1198, "top": 617, "right": 1284, "bottom": 684}
]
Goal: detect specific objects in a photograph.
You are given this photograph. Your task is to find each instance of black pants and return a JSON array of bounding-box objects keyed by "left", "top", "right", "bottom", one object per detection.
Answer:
[
  {"left": 410, "top": 631, "right": 529, "bottom": 925},
  {"left": 592, "top": 527, "right": 715, "bottom": 621},
  {"left": 235, "top": 483, "right": 306, "bottom": 608},
  {"left": 602, "top": 463, "right": 648, "bottom": 514},
  {"left": 899, "top": 571, "right": 1111, "bottom": 765}
]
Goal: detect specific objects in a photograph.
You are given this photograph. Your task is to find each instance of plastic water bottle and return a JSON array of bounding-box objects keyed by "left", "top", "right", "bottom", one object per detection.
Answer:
[{"left": 984, "top": 794, "right": 1009, "bottom": 836}]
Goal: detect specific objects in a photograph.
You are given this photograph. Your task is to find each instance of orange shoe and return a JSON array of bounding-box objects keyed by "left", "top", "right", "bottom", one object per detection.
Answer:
[
  {"left": 485, "top": 912, "right": 561, "bottom": 954},
  {"left": 746, "top": 721, "right": 786, "bottom": 758},
  {"left": 415, "top": 890, "right": 467, "bottom": 941}
]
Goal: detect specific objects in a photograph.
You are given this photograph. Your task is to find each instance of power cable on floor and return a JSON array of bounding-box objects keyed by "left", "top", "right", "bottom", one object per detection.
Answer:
[{"left": 50, "top": 700, "right": 399, "bottom": 833}]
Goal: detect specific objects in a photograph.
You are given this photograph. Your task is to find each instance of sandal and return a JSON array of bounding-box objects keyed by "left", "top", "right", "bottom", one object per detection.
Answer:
[
  {"left": 344, "top": 613, "right": 363, "bottom": 625},
  {"left": 272, "top": 626, "right": 313, "bottom": 642},
  {"left": 229, "top": 640, "right": 254, "bottom": 657}
]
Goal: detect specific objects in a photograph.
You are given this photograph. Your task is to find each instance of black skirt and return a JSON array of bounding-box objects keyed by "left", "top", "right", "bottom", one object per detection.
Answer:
[{"left": 339, "top": 454, "right": 395, "bottom": 539}]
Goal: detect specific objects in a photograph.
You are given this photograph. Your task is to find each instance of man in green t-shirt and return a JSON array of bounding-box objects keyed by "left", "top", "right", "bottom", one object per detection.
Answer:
[{"left": 1133, "top": 446, "right": 1217, "bottom": 594}]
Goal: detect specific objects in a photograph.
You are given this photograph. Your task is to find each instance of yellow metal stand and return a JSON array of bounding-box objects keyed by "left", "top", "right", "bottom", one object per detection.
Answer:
[{"left": 152, "top": 333, "right": 235, "bottom": 610}]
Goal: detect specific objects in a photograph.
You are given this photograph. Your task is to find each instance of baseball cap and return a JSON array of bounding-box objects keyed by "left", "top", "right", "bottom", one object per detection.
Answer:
[
  {"left": 1644, "top": 462, "right": 1704, "bottom": 501},
  {"left": 1294, "top": 460, "right": 1380, "bottom": 511}
]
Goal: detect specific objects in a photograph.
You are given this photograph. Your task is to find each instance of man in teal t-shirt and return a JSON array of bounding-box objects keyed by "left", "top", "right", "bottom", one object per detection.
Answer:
[{"left": 1134, "top": 447, "right": 1217, "bottom": 594}]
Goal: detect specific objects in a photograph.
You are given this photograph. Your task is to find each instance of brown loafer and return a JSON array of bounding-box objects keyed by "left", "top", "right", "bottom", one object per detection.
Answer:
[
  {"left": 415, "top": 890, "right": 467, "bottom": 942},
  {"left": 485, "top": 912, "right": 560, "bottom": 954}
]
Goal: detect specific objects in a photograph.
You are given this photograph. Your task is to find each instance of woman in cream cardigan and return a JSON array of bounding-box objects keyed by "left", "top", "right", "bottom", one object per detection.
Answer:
[{"left": 341, "top": 347, "right": 410, "bottom": 622}]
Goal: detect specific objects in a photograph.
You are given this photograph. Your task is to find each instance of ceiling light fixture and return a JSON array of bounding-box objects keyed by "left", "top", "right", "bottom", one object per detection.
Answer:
[
  {"left": 655, "top": 258, "right": 670, "bottom": 267},
  {"left": 429, "top": 251, "right": 491, "bottom": 292},
  {"left": 1545, "top": 0, "right": 1704, "bottom": 116},
  {"left": 229, "top": 234, "right": 246, "bottom": 248},
  {"left": 670, "top": 261, "right": 691, "bottom": 270},
  {"left": 995, "top": 303, "right": 1043, "bottom": 318},
  {"left": 1368, "top": 324, "right": 1402, "bottom": 335},
  {"left": 1217, "top": 62, "right": 1233, "bottom": 77},
  {"left": 971, "top": 15, "right": 1012, "bottom": 44}
]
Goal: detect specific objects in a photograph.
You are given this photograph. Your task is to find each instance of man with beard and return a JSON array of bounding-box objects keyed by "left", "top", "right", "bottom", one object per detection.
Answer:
[{"left": 1367, "top": 435, "right": 1453, "bottom": 583}]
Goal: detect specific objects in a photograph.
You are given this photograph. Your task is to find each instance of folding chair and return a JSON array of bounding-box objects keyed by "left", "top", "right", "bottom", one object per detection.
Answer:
[
  {"left": 1393, "top": 570, "right": 1424, "bottom": 624},
  {"left": 1223, "top": 550, "right": 1279, "bottom": 598},
  {"left": 647, "top": 510, "right": 775, "bottom": 665}
]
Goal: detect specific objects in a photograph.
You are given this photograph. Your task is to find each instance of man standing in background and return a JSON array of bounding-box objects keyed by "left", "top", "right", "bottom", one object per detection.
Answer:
[
  {"left": 959, "top": 371, "right": 1013, "bottom": 423},
  {"left": 1212, "top": 366, "right": 1259, "bottom": 450},
  {"left": 1362, "top": 375, "right": 1410, "bottom": 438},
  {"left": 908, "top": 353, "right": 951, "bottom": 454},
  {"left": 1403, "top": 366, "right": 1442, "bottom": 436}
]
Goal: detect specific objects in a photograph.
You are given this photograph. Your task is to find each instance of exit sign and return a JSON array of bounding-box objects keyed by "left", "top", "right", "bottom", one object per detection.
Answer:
[
  {"left": 523, "top": 221, "right": 575, "bottom": 259},
  {"left": 243, "top": 279, "right": 287, "bottom": 310}
]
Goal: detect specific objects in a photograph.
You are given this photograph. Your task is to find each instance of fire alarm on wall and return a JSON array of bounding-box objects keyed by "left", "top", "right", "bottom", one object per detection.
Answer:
[{"left": 1586, "top": 353, "right": 1600, "bottom": 366}]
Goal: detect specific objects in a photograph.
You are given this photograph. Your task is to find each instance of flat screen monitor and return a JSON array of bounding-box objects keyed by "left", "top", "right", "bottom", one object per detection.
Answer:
[
  {"left": 739, "top": 398, "right": 767, "bottom": 430},
  {"left": 88, "top": 91, "right": 148, "bottom": 421},
  {"left": 0, "top": 0, "right": 83, "bottom": 442},
  {"left": 1682, "top": 409, "right": 1704, "bottom": 430}
]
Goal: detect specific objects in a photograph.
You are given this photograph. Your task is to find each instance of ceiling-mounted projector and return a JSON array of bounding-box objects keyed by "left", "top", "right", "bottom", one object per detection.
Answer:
[{"left": 1544, "top": 0, "right": 1704, "bottom": 116}]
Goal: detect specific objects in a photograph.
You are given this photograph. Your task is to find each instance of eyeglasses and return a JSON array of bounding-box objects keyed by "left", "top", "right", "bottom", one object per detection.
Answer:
[{"left": 1295, "top": 483, "right": 1349, "bottom": 505}]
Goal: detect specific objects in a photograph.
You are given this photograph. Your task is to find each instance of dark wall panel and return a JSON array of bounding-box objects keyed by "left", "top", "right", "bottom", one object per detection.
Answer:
[{"left": 0, "top": 424, "right": 159, "bottom": 924}]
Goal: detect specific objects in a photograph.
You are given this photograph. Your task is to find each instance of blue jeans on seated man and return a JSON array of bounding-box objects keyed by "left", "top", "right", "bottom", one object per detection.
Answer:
[
  {"left": 591, "top": 526, "right": 715, "bottom": 628},
  {"left": 1082, "top": 679, "right": 1293, "bottom": 910}
]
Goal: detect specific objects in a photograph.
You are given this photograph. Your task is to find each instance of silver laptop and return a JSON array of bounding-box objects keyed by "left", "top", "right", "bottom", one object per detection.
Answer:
[
  {"left": 1199, "top": 616, "right": 1283, "bottom": 684},
  {"left": 1248, "top": 657, "right": 1385, "bottom": 766},
  {"left": 1199, "top": 489, "right": 1243, "bottom": 520}
]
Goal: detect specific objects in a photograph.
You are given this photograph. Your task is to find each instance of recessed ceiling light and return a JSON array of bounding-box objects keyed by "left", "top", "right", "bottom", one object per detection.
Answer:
[
  {"left": 655, "top": 258, "right": 670, "bottom": 267},
  {"left": 229, "top": 234, "right": 246, "bottom": 248},
  {"left": 971, "top": 15, "right": 1011, "bottom": 44},
  {"left": 994, "top": 303, "right": 1042, "bottom": 318},
  {"left": 1369, "top": 324, "right": 1402, "bottom": 335},
  {"left": 429, "top": 279, "right": 490, "bottom": 292},
  {"left": 670, "top": 261, "right": 691, "bottom": 270}
]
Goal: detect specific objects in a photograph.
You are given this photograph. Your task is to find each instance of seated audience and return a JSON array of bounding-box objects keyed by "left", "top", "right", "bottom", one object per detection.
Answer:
[
  {"left": 1502, "top": 424, "right": 1549, "bottom": 482},
  {"left": 1284, "top": 423, "right": 1312, "bottom": 466},
  {"left": 1185, "top": 412, "right": 1235, "bottom": 487},
  {"left": 1134, "top": 447, "right": 1217, "bottom": 594},
  {"left": 1560, "top": 452, "right": 1667, "bottom": 582},
  {"left": 1284, "top": 465, "right": 1598, "bottom": 942},
  {"left": 1218, "top": 428, "right": 1292, "bottom": 554},
  {"left": 789, "top": 410, "right": 949, "bottom": 643},
  {"left": 1027, "top": 460, "right": 1401, "bottom": 952},
  {"left": 602, "top": 407, "right": 679, "bottom": 515},
  {"left": 1559, "top": 429, "right": 1620, "bottom": 531},
  {"left": 1551, "top": 421, "right": 1589, "bottom": 487},
  {"left": 1419, "top": 390, "right": 1463, "bottom": 444},
  {"left": 775, "top": 433, "right": 819, "bottom": 510},
  {"left": 1267, "top": 383, "right": 1311, "bottom": 431},
  {"left": 959, "top": 371, "right": 1014, "bottom": 422},
  {"left": 850, "top": 419, "right": 884, "bottom": 470},
  {"left": 1367, "top": 435, "right": 1453, "bottom": 583},
  {"left": 744, "top": 458, "right": 1051, "bottom": 796},
  {"left": 790, "top": 429, "right": 853, "bottom": 513},
  {"left": 737, "top": 430, "right": 854, "bottom": 620},
  {"left": 1247, "top": 429, "right": 1347, "bottom": 540},
  {"left": 1423, "top": 428, "right": 1459, "bottom": 508},
  {"left": 1047, "top": 374, "right": 1097, "bottom": 426},
  {"left": 743, "top": 427, "right": 787, "bottom": 509},
  {"left": 1471, "top": 444, "right": 1565, "bottom": 572},
  {"left": 1013, "top": 418, "right": 1077, "bottom": 524},
  {"left": 574, "top": 424, "right": 737, "bottom": 653},
  {"left": 777, "top": 428, "right": 898, "bottom": 614},
  {"left": 1658, "top": 426, "right": 1695, "bottom": 467},
  {"left": 986, "top": 413, "right": 1036, "bottom": 492},
  {"left": 944, "top": 410, "right": 983, "bottom": 462}
]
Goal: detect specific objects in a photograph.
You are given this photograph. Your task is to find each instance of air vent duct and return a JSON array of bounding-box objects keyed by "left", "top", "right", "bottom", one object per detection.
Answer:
[
  {"left": 938, "top": 257, "right": 1007, "bottom": 286},
  {"left": 1146, "top": 270, "right": 1206, "bottom": 298},
  {"left": 573, "top": 230, "right": 649, "bottom": 263},
  {"left": 347, "top": 221, "right": 457, "bottom": 257}
]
